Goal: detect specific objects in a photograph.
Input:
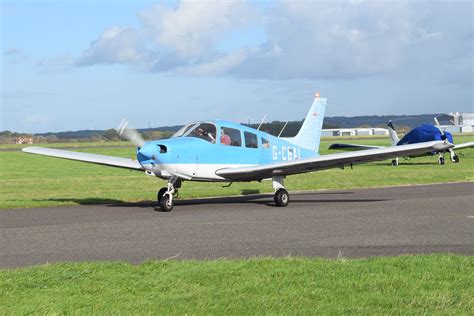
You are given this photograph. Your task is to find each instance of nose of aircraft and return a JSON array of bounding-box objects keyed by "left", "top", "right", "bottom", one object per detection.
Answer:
[{"left": 138, "top": 143, "right": 156, "bottom": 161}]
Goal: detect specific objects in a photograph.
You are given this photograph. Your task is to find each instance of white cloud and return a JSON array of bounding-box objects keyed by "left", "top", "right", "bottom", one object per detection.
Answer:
[
  {"left": 234, "top": 1, "right": 418, "bottom": 79},
  {"left": 71, "top": 0, "right": 471, "bottom": 85},
  {"left": 76, "top": 26, "right": 149, "bottom": 66},
  {"left": 184, "top": 50, "right": 247, "bottom": 75},
  {"left": 139, "top": 0, "right": 254, "bottom": 59}
]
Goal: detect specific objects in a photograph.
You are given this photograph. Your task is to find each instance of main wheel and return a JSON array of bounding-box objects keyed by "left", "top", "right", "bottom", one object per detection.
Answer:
[
  {"left": 157, "top": 187, "right": 167, "bottom": 202},
  {"left": 391, "top": 159, "right": 398, "bottom": 166},
  {"left": 159, "top": 193, "right": 174, "bottom": 212},
  {"left": 438, "top": 156, "right": 445, "bottom": 165},
  {"left": 156, "top": 188, "right": 168, "bottom": 203},
  {"left": 274, "top": 188, "right": 289, "bottom": 207},
  {"left": 453, "top": 155, "right": 460, "bottom": 163}
]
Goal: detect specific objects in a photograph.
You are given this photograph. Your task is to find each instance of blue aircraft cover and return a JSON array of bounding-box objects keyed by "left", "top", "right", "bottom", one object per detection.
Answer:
[{"left": 397, "top": 124, "right": 453, "bottom": 146}]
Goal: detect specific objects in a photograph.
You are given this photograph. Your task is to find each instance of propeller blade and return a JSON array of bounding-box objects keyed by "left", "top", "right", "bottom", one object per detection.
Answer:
[
  {"left": 117, "top": 119, "right": 145, "bottom": 148},
  {"left": 434, "top": 117, "right": 445, "bottom": 135}
]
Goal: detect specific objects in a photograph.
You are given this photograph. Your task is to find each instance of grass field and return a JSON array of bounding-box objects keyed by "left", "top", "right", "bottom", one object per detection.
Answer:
[
  {"left": 1, "top": 136, "right": 473, "bottom": 209},
  {"left": 1, "top": 254, "right": 472, "bottom": 314}
]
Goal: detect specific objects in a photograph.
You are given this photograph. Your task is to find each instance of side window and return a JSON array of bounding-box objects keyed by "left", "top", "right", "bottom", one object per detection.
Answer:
[
  {"left": 220, "top": 127, "right": 242, "bottom": 147},
  {"left": 261, "top": 137, "right": 270, "bottom": 149},
  {"left": 244, "top": 132, "right": 258, "bottom": 149}
]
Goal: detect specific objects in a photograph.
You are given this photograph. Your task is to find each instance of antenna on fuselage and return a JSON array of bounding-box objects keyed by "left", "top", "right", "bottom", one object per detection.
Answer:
[
  {"left": 277, "top": 121, "right": 289, "bottom": 137},
  {"left": 257, "top": 113, "right": 267, "bottom": 131}
]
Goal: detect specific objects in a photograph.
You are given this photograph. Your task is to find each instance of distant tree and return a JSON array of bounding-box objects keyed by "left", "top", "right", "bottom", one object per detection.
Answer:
[
  {"left": 161, "top": 131, "right": 174, "bottom": 139},
  {"left": 103, "top": 129, "right": 119, "bottom": 141},
  {"left": 46, "top": 135, "right": 60, "bottom": 143},
  {"left": 323, "top": 123, "right": 340, "bottom": 129},
  {"left": 141, "top": 131, "right": 153, "bottom": 140},
  {"left": 90, "top": 133, "right": 103, "bottom": 142}
]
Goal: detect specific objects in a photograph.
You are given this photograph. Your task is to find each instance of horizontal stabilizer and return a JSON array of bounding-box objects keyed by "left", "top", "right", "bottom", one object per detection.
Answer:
[
  {"left": 22, "top": 147, "right": 143, "bottom": 170},
  {"left": 329, "top": 143, "right": 384, "bottom": 151}
]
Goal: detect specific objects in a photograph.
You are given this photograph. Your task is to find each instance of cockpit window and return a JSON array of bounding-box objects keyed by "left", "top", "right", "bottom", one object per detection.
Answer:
[
  {"left": 172, "top": 123, "right": 198, "bottom": 138},
  {"left": 187, "top": 123, "right": 217, "bottom": 143}
]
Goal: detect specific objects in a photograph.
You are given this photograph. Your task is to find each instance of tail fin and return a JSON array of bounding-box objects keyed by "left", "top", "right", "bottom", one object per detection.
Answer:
[
  {"left": 287, "top": 96, "right": 327, "bottom": 152},
  {"left": 387, "top": 121, "right": 400, "bottom": 146}
]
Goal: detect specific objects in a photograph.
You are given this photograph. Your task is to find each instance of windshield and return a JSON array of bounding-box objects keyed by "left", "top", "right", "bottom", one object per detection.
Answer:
[
  {"left": 187, "top": 123, "right": 217, "bottom": 143},
  {"left": 172, "top": 123, "right": 198, "bottom": 138}
]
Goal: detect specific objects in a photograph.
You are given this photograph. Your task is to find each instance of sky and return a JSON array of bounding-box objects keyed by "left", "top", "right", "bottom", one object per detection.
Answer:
[{"left": 1, "top": 0, "right": 473, "bottom": 133}]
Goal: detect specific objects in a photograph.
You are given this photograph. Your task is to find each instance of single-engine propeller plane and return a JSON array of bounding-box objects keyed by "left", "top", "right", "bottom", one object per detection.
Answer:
[
  {"left": 329, "top": 120, "right": 473, "bottom": 166},
  {"left": 23, "top": 94, "right": 454, "bottom": 211}
]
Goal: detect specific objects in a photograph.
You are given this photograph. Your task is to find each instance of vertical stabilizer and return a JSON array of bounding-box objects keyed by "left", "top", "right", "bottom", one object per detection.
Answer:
[
  {"left": 387, "top": 121, "right": 400, "bottom": 146},
  {"left": 287, "top": 95, "right": 327, "bottom": 152}
]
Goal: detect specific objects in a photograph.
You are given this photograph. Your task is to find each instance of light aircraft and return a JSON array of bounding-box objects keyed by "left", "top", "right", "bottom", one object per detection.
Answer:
[
  {"left": 329, "top": 120, "right": 473, "bottom": 166},
  {"left": 23, "top": 94, "right": 453, "bottom": 211}
]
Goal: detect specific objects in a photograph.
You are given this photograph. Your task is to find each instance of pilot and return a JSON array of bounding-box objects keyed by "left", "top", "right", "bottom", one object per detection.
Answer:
[{"left": 220, "top": 129, "right": 231, "bottom": 145}]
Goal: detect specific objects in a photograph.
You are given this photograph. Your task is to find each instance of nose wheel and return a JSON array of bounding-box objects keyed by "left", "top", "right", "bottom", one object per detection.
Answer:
[
  {"left": 157, "top": 178, "right": 181, "bottom": 212},
  {"left": 159, "top": 192, "right": 174, "bottom": 212}
]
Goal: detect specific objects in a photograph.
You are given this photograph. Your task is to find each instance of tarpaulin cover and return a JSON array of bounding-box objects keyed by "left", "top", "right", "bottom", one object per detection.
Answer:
[{"left": 397, "top": 124, "right": 453, "bottom": 145}]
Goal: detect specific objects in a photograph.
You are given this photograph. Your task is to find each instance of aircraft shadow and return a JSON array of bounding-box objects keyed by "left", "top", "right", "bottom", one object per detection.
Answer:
[
  {"left": 32, "top": 198, "right": 155, "bottom": 208},
  {"left": 30, "top": 191, "right": 382, "bottom": 209},
  {"left": 174, "top": 195, "right": 386, "bottom": 207},
  {"left": 372, "top": 161, "right": 439, "bottom": 166}
]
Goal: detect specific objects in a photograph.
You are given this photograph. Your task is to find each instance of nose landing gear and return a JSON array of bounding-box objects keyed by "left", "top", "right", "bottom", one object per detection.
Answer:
[
  {"left": 438, "top": 154, "right": 445, "bottom": 165},
  {"left": 157, "top": 178, "right": 181, "bottom": 212}
]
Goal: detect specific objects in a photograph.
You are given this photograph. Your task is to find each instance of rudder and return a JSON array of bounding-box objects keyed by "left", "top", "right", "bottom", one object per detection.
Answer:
[{"left": 287, "top": 95, "right": 327, "bottom": 153}]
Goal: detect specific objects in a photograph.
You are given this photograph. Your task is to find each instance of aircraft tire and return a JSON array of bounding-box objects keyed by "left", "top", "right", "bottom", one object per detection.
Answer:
[
  {"left": 453, "top": 155, "right": 460, "bottom": 163},
  {"left": 159, "top": 193, "right": 174, "bottom": 212},
  {"left": 157, "top": 187, "right": 167, "bottom": 202},
  {"left": 438, "top": 156, "right": 445, "bottom": 165},
  {"left": 274, "top": 189, "right": 289, "bottom": 207},
  {"left": 391, "top": 159, "right": 398, "bottom": 166}
]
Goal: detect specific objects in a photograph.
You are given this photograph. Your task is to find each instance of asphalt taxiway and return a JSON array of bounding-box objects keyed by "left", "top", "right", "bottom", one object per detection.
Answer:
[{"left": 1, "top": 182, "right": 473, "bottom": 268}]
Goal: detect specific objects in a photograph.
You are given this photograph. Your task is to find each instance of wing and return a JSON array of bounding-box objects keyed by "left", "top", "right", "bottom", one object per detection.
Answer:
[
  {"left": 453, "top": 142, "right": 474, "bottom": 150},
  {"left": 328, "top": 143, "right": 385, "bottom": 151},
  {"left": 216, "top": 141, "right": 453, "bottom": 181},
  {"left": 22, "top": 147, "right": 143, "bottom": 170}
]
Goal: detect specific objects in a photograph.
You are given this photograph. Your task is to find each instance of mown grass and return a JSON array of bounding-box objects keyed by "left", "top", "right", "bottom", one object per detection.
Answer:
[
  {"left": 1, "top": 136, "right": 473, "bottom": 209},
  {"left": 1, "top": 254, "right": 472, "bottom": 314}
]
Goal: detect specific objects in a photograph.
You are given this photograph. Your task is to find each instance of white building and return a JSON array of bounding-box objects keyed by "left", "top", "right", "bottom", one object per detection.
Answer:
[
  {"left": 437, "top": 112, "right": 474, "bottom": 133},
  {"left": 322, "top": 128, "right": 389, "bottom": 137}
]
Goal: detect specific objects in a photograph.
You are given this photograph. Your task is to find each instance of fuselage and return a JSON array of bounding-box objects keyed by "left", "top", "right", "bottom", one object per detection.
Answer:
[{"left": 137, "top": 120, "right": 317, "bottom": 181}]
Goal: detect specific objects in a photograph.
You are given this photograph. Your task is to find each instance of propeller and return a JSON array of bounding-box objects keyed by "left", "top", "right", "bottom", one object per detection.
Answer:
[
  {"left": 117, "top": 119, "right": 145, "bottom": 148},
  {"left": 433, "top": 117, "right": 447, "bottom": 140},
  {"left": 434, "top": 117, "right": 458, "bottom": 162}
]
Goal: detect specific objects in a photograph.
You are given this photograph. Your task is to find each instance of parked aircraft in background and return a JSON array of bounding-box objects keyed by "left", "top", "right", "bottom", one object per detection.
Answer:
[
  {"left": 23, "top": 94, "right": 453, "bottom": 211},
  {"left": 329, "top": 120, "right": 473, "bottom": 166}
]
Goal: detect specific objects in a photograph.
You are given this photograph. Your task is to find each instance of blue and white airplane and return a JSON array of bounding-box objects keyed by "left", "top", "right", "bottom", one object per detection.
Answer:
[
  {"left": 23, "top": 94, "right": 453, "bottom": 211},
  {"left": 329, "top": 120, "right": 473, "bottom": 166}
]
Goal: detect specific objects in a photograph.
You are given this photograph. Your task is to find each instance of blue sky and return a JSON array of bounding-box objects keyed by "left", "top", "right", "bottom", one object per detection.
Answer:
[{"left": 1, "top": 0, "right": 473, "bottom": 133}]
